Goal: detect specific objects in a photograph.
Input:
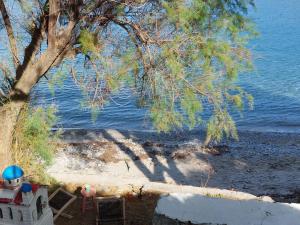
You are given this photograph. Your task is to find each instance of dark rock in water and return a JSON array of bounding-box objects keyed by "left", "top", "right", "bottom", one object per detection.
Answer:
[
  {"left": 142, "top": 141, "right": 165, "bottom": 148},
  {"left": 270, "top": 189, "right": 300, "bottom": 203},
  {"left": 143, "top": 141, "right": 155, "bottom": 147},
  {"left": 205, "top": 145, "right": 230, "bottom": 156}
]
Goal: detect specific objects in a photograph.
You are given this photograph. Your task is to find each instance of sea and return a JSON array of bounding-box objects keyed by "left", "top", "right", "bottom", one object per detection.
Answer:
[{"left": 32, "top": 0, "right": 300, "bottom": 134}]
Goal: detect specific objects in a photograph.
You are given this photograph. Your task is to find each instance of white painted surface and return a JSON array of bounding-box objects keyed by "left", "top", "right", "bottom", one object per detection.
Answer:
[
  {"left": 155, "top": 193, "right": 300, "bottom": 225},
  {"left": 0, "top": 188, "right": 19, "bottom": 200},
  {"left": 0, "top": 187, "right": 53, "bottom": 225},
  {"left": 46, "top": 171, "right": 262, "bottom": 201}
]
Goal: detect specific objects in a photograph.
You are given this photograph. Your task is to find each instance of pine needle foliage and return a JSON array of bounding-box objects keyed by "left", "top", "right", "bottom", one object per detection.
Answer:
[
  {"left": 79, "top": 29, "right": 101, "bottom": 56},
  {"left": 68, "top": 0, "right": 257, "bottom": 144}
]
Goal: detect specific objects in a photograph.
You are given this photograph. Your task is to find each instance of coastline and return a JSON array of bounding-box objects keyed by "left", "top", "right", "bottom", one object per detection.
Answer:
[
  {"left": 48, "top": 128, "right": 300, "bottom": 202},
  {"left": 58, "top": 127, "right": 300, "bottom": 145}
]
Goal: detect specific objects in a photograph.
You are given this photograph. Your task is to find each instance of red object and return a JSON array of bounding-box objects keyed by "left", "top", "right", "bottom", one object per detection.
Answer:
[
  {"left": 13, "top": 191, "right": 22, "bottom": 204},
  {"left": 0, "top": 198, "right": 12, "bottom": 204},
  {"left": 80, "top": 185, "right": 96, "bottom": 213},
  {"left": 31, "top": 184, "right": 40, "bottom": 193},
  {"left": 0, "top": 183, "right": 40, "bottom": 205},
  {"left": 14, "top": 183, "right": 40, "bottom": 205}
]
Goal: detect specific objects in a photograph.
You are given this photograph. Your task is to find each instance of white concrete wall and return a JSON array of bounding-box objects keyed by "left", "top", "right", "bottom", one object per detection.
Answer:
[
  {"left": 0, "top": 203, "right": 29, "bottom": 225},
  {"left": 155, "top": 193, "right": 300, "bottom": 225}
]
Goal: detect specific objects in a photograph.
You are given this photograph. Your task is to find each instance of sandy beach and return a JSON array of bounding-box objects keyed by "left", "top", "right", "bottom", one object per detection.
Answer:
[{"left": 47, "top": 129, "right": 300, "bottom": 202}]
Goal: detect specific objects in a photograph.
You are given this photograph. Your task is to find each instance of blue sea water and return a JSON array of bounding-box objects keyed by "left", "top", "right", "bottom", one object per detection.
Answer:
[{"left": 33, "top": 0, "right": 300, "bottom": 133}]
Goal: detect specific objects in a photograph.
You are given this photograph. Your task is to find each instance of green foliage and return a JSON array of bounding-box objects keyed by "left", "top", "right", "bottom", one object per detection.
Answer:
[
  {"left": 78, "top": 29, "right": 100, "bottom": 55},
  {"left": 23, "top": 106, "right": 58, "bottom": 164},
  {"left": 150, "top": 100, "right": 183, "bottom": 132},
  {"left": 206, "top": 193, "right": 225, "bottom": 199},
  {"left": 62, "top": 0, "right": 257, "bottom": 144},
  {"left": 141, "top": 0, "right": 256, "bottom": 142},
  {"left": 180, "top": 88, "right": 203, "bottom": 128},
  {"left": 118, "top": 49, "right": 139, "bottom": 87},
  {"left": 48, "top": 65, "right": 68, "bottom": 96},
  {"left": 12, "top": 105, "right": 60, "bottom": 184},
  {"left": 71, "top": 0, "right": 257, "bottom": 144},
  {"left": 232, "top": 95, "right": 243, "bottom": 110},
  {"left": 206, "top": 192, "right": 241, "bottom": 200},
  {"left": 69, "top": 0, "right": 257, "bottom": 141},
  {"left": 206, "top": 109, "right": 238, "bottom": 143},
  {"left": 15, "top": 105, "right": 60, "bottom": 165},
  {"left": 0, "top": 0, "right": 258, "bottom": 146}
]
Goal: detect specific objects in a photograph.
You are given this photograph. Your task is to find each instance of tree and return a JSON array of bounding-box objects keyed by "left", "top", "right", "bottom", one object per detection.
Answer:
[{"left": 0, "top": 0, "right": 256, "bottom": 170}]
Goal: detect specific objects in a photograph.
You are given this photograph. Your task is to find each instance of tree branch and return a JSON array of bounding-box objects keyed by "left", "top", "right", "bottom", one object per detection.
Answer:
[
  {"left": 0, "top": 0, "right": 20, "bottom": 69},
  {"left": 16, "top": 15, "right": 46, "bottom": 81},
  {"left": 48, "top": 0, "right": 60, "bottom": 48}
]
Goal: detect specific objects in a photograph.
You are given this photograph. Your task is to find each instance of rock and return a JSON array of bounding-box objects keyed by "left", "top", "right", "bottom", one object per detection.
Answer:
[
  {"left": 94, "top": 151, "right": 102, "bottom": 158},
  {"left": 206, "top": 145, "right": 230, "bottom": 156},
  {"left": 259, "top": 195, "right": 274, "bottom": 202},
  {"left": 171, "top": 150, "right": 193, "bottom": 161},
  {"left": 142, "top": 141, "right": 165, "bottom": 148},
  {"left": 87, "top": 161, "right": 97, "bottom": 168}
]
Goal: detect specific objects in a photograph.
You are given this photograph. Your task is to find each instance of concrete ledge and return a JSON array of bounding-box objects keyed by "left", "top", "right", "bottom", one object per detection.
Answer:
[
  {"left": 154, "top": 193, "right": 300, "bottom": 225},
  {"left": 51, "top": 174, "right": 260, "bottom": 201}
]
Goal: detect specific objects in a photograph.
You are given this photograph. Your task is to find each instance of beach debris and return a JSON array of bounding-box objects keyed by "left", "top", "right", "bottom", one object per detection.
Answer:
[
  {"left": 129, "top": 184, "right": 145, "bottom": 199},
  {"left": 124, "top": 160, "right": 130, "bottom": 171}
]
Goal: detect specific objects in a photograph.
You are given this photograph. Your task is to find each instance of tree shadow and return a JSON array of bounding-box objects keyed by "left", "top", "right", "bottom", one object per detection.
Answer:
[
  {"left": 60, "top": 128, "right": 208, "bottom": 185},
  {"left": 100, "top": 129, "right": 188, "bottom": 184},
  {"left": 59, "top": 128, "right": 300, "bottom": 203}
]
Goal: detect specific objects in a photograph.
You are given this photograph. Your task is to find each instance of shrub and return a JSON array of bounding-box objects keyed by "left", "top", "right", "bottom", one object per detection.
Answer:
[{"left": 12, "top": 104, "right": 60, "bottom": 184}]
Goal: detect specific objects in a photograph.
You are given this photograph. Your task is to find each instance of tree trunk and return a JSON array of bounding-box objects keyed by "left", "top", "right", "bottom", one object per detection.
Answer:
[
  {"left": 0, "top": 0, "right": 75, "bottom": 173},
  {"left": 0, "top": 66, "right": 36, "bottom": 172},
  {"left": 0, "top": 47, "right": 66, "bottom": 173},
  {"left": 0, "top": 61, "right": 54, "bottom": 172},
  {"left": 0, "top": 101, "right": 25, "bottom": 172}
]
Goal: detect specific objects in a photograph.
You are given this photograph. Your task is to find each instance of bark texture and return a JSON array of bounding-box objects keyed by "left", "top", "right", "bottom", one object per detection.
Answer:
[{"left": 0, "top": 101, "right": 24, "bottom": 171}]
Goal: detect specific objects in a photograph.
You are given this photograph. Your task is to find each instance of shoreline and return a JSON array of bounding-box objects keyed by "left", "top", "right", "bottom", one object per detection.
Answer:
[
  {"left": 48, "top": 128, "right": 300, "bottom": 202},
  {"left": 61, "top": 128, "right": 300, "bottom": 148}
]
